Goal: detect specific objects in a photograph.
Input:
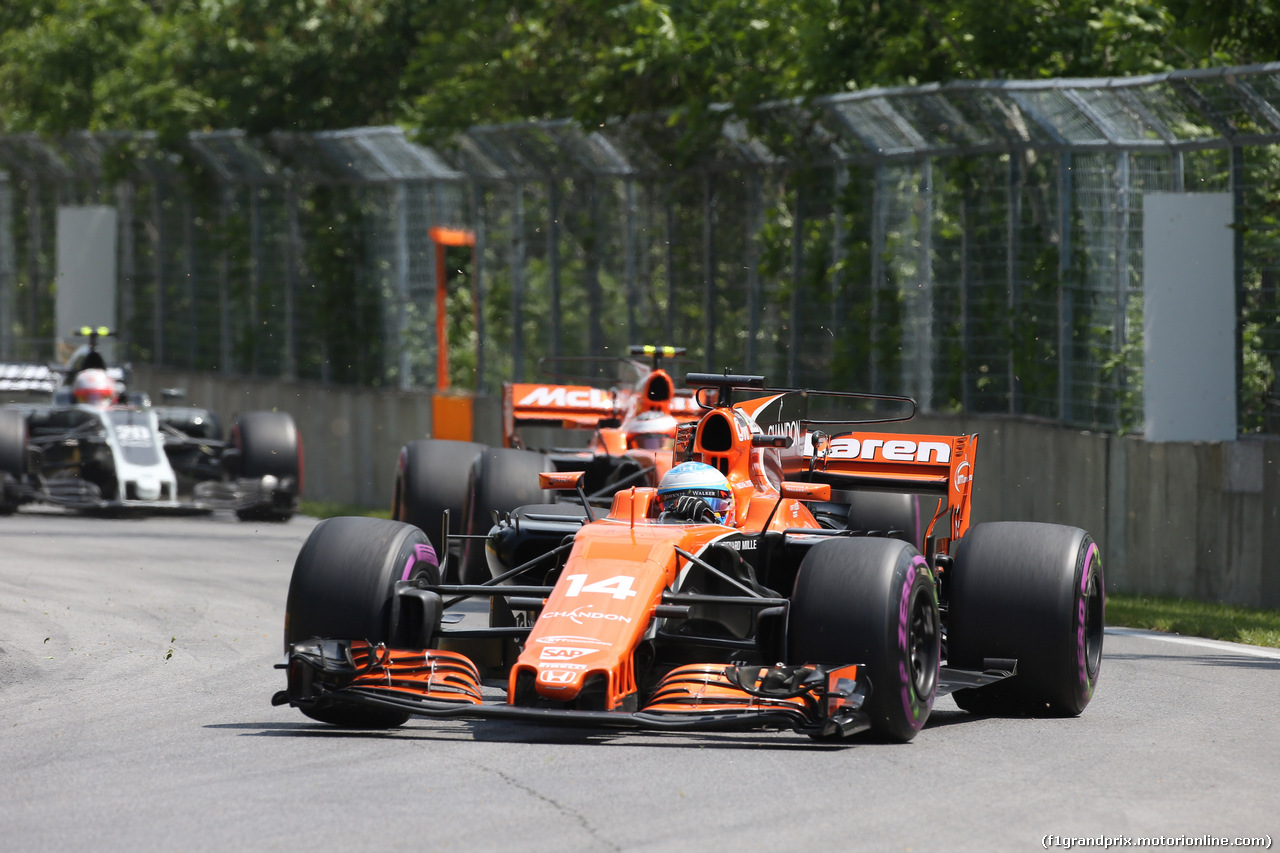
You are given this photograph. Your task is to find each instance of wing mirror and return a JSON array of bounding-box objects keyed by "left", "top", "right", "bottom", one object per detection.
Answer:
[
  {"left": 780, "top": 481, "right": 831, "bottom": 502},
  {"left": 538, "top": 471, "right": 585, "bottom": 490}
]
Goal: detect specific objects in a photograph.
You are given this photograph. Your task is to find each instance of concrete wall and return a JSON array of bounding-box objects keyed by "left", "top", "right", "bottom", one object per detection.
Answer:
[
  {"left": 133, "top": 367, "right": 1279, "bottom": 609},
  {"left": 905, "top": 414, "right": 1278, "bottom": 610},
  {"left": 134, "top": 366, "right": 503, "bottom": 510}
]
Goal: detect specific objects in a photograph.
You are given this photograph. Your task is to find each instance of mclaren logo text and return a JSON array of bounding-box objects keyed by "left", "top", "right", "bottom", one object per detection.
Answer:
[
  {"left": 517, "top": 386, "right": 613, "bottom": 410},
  {"left": 810, "top": 437, "right": 952, "bottom": 464}
]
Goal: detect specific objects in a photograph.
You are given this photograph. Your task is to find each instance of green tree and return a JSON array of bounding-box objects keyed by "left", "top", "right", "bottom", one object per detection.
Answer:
[{"left": 0, "top": 0, "right": 150, "bottom": 133}]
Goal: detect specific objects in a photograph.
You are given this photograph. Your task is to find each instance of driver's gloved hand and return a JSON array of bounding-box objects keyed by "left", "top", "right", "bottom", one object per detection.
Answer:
[{"left": 669, "top": 495, "right": 718, "bottom": 523}]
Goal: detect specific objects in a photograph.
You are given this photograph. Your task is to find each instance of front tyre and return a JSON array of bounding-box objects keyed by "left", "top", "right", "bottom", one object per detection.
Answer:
[
  {"left": 788, "top": 538, "right": 940, "bottom": 742},
  {"left": 232, "top": 411, "right": 301, "bottom": 522},
  {"left": 947, "top": 522, "right": 1104, "bottom": 716},
  {"left": 284, "top": 517, "right": 440, "bottom": 727},
  {"left": 0, "top": 409, "right": 27, "bottom": 514}
]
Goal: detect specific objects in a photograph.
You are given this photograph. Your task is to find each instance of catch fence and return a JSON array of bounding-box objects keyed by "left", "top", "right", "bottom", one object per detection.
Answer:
[{"left": 2, "top": 62, "right": 1280, "bottom": 434}]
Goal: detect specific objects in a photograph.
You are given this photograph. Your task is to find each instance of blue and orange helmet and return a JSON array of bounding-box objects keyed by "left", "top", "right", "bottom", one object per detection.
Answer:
[{"left": 656, "top": 461, "right": 735, "bottom": 524}]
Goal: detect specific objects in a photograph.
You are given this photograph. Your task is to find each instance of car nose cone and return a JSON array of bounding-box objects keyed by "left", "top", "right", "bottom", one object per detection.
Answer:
[{"left": 135, "top": 476, "right": 161, "bottom": 501}]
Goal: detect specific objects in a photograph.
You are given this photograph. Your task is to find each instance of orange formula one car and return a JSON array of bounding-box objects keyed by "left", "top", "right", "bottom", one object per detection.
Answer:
[{"left": 278, "top": 373, "right": 1103, "bottom": 742}]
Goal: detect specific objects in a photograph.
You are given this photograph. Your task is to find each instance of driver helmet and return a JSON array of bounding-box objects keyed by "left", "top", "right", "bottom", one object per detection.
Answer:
[
  {"left": 623, "top": 410, "right": 678, "bottom": 451},
  {"left": 656, "top": 461, "right": 735, "bottom": 524},
  {"left": 72, "top": 368, "right": 117, "bottom": 407}
]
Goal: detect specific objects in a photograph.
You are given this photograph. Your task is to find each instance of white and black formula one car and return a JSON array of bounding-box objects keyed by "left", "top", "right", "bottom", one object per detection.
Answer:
[{"left": 0, "top": 327, "right": 301, "bottom": 519}]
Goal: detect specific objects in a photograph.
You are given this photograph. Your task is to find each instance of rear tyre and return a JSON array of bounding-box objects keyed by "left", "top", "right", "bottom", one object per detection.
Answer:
[
  {"left": 948, "top": 522, "right": 1104, "bottom": 716},
  {"left": 393, "top": 439, "right": 483, "bottom": 581},
  {"left": 788, "top": 538, "right": 940, "bottom": 742},
  {"left": 459, "top": 448, "right": 552, "bottom": 585},
  {"left": 0, "top": 409, "right": 27, "bottom": 514},
  {"left": 810, "top": 492, "right": 923, "bottom": 549},
  {"left": 155, "top": 406, "right": 223, "bottom": 441},
  {"left": 846, "top": 492, "right": 922, "bottom": 549},
  {"left": 232, "top": 411, "right": 301, "bottom": 522},
  {"left": 285, "top": 517, "right": 440, "bottom": 727}
]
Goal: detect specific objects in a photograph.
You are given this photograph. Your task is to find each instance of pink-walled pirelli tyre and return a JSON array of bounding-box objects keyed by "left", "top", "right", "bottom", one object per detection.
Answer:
[
  {"left": 459, "top": 447, "right": 553, "bottom": 586},
  {"left": 788, "top": 537, "right": 941, "bottom": 743},
  {"left": 947, "top": 522, "right": 1104, "bottom": 717},
  {"left": 0, "top": 409, "right": 27, "bottom": 514},
  {"left": 285, "top": 517, "right": 440, "bottom": 728},
  {"left": 393, "top": 439, "right": 483, "bottom": 580}
]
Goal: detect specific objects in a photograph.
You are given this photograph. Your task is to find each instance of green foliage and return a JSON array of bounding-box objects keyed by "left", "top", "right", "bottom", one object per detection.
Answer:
[
  {"left": 299, "top": 499, "right": 391, "bottom": 520},
  {"left": 1, "top": 0, "right": 420, "bottom": 137},
  {"left": 0, "top": 0, "right": 151, "bottom": 133},
  {"left": 1107, "top": 593, "right": 1280, "bottom": 649},
  {"left": 2, "top": 0, "right": 1275, "bottom": 139}
]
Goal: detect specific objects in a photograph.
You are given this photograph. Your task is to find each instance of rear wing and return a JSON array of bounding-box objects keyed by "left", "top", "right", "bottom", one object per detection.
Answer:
[
  {"left": 667, "top": 392, "right": 702, "bottom": 420},
  {"left": 503, "top": 382, "right": 627, "bottom": 444},
  {"left": 781, "top": 430, "right": 978, "bottom": 550},
  {"left": 0, "top": 364, "right": 60, "bottom": 394}
]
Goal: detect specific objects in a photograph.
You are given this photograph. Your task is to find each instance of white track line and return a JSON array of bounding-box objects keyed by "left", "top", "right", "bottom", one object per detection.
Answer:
[{"left": 1105, "top": 626, "right": 1280, "bottom": 660}]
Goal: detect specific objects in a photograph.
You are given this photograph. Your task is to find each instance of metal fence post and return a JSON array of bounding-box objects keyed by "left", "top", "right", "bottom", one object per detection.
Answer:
[
  {"left": 703, "top": 172, "right": 716, "bottom": 372},
  {"left": 1058, "top": 153, "right": 1074, "bottom": 424},
  {"left": 787, "top": 179, "right": 802, "bottom": 386},
  {"left": 117, "top": 180, "right": 134, "bottom": 362},
  {"left": 0, "top": 171, "right": 12, "bottom": 359},
  {"left": 472, "top": 181, "right": 487, "bottom": 392},
  {"left": 586, "top": 179, "right": 604, "bottom": 357},
  {"left": 511, "top": 182, "right": 526, "bottom": 381},
  {"left": 183, "top": 194, "right": 196, "bottom": 369},
  {"left": 831, "top": 164, "right": 848, "bottom": 347},
  {"left": 1007, "top": 153, "right": 1022, "bottom": 414},
  {"left": 917, "top": 159, "right": 935, "bottom": 410},
  {"left": 1114, "top": 152, "right": 1132, "bottom": 429},
  {"left": 664, "top": 199, "right": 675, "bottom": 345},
  {"left": 218, "top": 184, "right": 232, "bottom": 373},
  {"left": 391, "top": 181, "right": 409, "bottom": 390},
  {"left": 745, "top": 169, "right": 763, "bottom": 374},
  {"left": 26, "top": 181, "right": 42, "bottom": 350},
  {"left": 1232, "top": 145, "right": 1245, "bottom": 435},
  {"left": 547, "top": 178, "right": 562, "bottom": 359},
  {"left": 249, "top": 183, "right": 263, "bottom": 376},
  {"left": 152, "top": 182, "right": 166, "bottom": 366},
  {"left": 284, "top": 183, "right": 299, "bottom": 381},
  {"left": 624, "top": 179, "right": 637, "bottom": 346},
  {"left": 870, "top": 165, "right": 887, "bottom": 394}
]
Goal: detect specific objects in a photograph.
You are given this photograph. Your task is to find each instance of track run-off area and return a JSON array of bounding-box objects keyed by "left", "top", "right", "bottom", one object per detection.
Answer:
[{"left": 1, "top": 511, "right": 1277, "bottom": 852}]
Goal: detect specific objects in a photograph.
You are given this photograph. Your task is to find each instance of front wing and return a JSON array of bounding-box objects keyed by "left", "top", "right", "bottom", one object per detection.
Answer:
[{"left": 274, "top": 640, "right": 873, "bottom": 738}]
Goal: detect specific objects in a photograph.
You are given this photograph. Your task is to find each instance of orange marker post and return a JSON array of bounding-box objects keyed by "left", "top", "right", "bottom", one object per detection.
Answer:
[{"left": 428, "top": 226, "right": 477, "bottom": 392}]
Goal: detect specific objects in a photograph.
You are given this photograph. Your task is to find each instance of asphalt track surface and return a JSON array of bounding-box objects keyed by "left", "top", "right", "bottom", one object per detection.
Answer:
[{"left": 2, "top": 511, "right": 1278, "bottom": 852}]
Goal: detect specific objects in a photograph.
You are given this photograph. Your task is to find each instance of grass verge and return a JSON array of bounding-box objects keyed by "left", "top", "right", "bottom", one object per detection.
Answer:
[
  {"left": 1106, "top": 593, "right": 1280, "bottom": 649},
  {"left": 292, "top": 502, "right": 1280, "bottom": 651},
  {"left": 298, "top": 500, "right": 391, "bottom": 520}
]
